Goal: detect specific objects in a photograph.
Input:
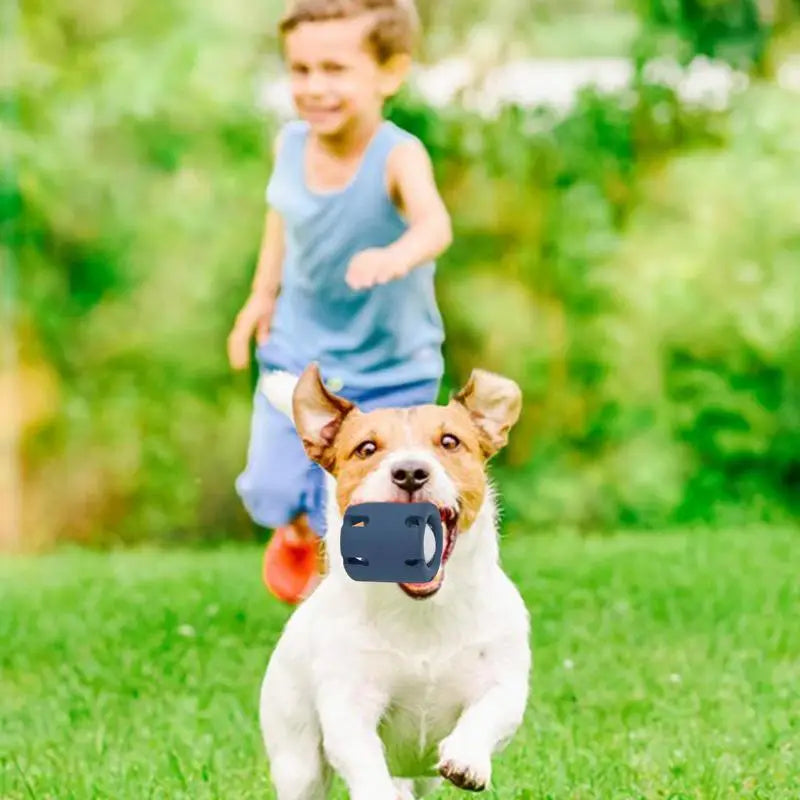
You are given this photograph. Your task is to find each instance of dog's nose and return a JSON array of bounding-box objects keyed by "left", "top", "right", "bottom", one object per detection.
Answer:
[{"left": 391, "top": 461, "right": 430, "bottom": 494}]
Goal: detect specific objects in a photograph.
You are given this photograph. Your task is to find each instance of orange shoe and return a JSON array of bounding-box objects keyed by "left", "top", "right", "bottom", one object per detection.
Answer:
[{"left": 262, "top": 525, "right": 321, "bottom": 604}]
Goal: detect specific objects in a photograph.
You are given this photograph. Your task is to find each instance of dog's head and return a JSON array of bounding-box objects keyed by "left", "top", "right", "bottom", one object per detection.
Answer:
[{"left": 291, "top": 364, "right": 522, "bottom": 600}]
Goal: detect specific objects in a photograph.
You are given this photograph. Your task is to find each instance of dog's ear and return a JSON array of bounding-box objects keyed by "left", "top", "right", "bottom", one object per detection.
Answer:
[
  {"left": 452, "top": 369, "right": 522, "bottom": 458},
  {"left": 293, "top": 363, "right": 355, "bottom": 472}
]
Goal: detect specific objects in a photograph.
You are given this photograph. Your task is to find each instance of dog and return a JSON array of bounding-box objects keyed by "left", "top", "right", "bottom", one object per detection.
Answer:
[{"left": 258, "top": 364, "right": 531, "bottom": 800}]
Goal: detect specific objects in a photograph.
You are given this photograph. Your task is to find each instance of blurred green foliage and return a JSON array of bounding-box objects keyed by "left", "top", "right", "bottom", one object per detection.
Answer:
[
  {"left": 397, "top": 85, "right": 800, "bottom": 532},
  {"left": 633, "top": 0, "right": 800, "bottom": 71},
  {"left": 6, "top": 0, "right": 800, "bottom": 545},
  {"left": 8, "top": 1, "right": 280, "bottom": 544},
  {"left": 635, "top": 0, "right": 767, "bottom": 68},
  {"left": 415, "top": 0, "right": 640, "bottom": 59}
]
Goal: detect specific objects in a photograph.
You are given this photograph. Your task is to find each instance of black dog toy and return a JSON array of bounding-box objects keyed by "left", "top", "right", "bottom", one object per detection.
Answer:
[{"left": 340, "top": 502, "right": 444, "bottom": 583}]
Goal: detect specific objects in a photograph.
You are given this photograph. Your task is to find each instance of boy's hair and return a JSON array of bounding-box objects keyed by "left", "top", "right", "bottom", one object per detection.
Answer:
[{"left": 279, "top": 0, "right": 420, "bottom": 63}]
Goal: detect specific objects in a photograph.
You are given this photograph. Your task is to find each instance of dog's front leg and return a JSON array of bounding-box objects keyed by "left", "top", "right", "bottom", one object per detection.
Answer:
[
  {"left": 316, "top": 681, "right": 396, "bottom": 800},
  {"left": 438, "top": 641, "right": 530, "bottom": 792},
  {"left": 438, "top": 680, "right": 528, "bottom": 791}
]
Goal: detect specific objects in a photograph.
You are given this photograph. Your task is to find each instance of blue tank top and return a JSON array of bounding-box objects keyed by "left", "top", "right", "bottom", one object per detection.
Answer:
[{"left": 259, "top": 120, "right": 445, "bottom": 391}]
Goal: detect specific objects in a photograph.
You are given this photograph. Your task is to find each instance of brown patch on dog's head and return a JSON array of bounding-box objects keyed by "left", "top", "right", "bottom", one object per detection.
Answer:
[
  {"left": 329, "top": 407, "right": 399, "bottom": 509},
  {"left": 416, "top": 403, "right": 487, "bottom": 531}
]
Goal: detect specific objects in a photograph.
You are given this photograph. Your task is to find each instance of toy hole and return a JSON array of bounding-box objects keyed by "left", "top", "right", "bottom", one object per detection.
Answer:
[{"left": 346, "top": 556, "right": 369, "bottom": 567}]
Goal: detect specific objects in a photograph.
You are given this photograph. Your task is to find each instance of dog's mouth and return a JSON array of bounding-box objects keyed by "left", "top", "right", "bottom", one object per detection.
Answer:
[{"left": 398, "top": 505, "right": 459, "bottom": 600}]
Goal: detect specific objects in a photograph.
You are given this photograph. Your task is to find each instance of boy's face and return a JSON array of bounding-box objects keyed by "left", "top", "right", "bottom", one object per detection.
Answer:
[{"left": 284, "top": 16, "right": 406, "bottom": 137}]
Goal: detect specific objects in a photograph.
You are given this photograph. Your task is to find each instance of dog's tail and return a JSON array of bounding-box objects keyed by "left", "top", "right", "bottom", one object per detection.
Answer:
[{"left": 259, "top": 370, "right": 299, "bottom": 425}]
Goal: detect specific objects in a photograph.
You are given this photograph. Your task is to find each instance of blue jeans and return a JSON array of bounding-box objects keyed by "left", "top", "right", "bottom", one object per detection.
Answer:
[{"left": 235, "top": 371, "right": 441, "bottom": 537}]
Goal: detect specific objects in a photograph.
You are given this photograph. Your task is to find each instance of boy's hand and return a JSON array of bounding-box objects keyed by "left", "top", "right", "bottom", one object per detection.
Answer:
[
  {"left": 227, "top": 293, "right": 274, "bottom": 370},
  {"left": 346, "top": 247, "right": 407, "bottom": 290}
]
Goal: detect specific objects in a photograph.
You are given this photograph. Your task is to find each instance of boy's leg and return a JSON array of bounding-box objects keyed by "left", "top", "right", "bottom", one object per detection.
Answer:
[
  {"left": 238, "top": 375, "right": 440, "bottom": 600},
  {"left": 235, "top": 385, "right": 323, "bottom": 604},
  {"left": 261, "top": 513, "right": 321, "bottom": 604}
]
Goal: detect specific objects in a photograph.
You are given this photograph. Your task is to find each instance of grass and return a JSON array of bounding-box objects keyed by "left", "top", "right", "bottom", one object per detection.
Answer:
[{"left": 1, "top": 527, "right": 798, "bottom": 799}]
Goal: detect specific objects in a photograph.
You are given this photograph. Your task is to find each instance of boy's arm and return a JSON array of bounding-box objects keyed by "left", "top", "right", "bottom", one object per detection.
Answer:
[
  {"left": 386, "top": 138, "right": 453, "bottom": 271},
  {"left": 228, "top": 135, "right": 286, "bottom": 370},
  {"left": 346, "top": 139, "right": 452, "bottom": 290},
  {"left": 250, "top": 207, "right": 285, "bottom": 302},
  {"left": 227, "top": 208, "right": 285, "bottom": 370}
]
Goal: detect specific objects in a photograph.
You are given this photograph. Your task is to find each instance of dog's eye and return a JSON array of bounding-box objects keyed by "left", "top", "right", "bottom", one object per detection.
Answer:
[
  {"left": 355, "top": 440, "right": 378, "bottom": 459},
  {"left": 440, "top": 433, "right": 461, "bottom": 451}
]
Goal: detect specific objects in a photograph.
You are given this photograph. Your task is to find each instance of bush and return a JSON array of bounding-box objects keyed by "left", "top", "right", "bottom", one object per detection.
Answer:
[
  {"left": 8, "top": 0, "right": 278, "bottom": 545},
  {"left": 390, "top": 83, "right": 799, "bottom": 531},
  {"left": 634, "top": 0, "right": 768, "bottom": 70},
  {"left": 7, "top": 0, "right": 800, "bottom": 546}
]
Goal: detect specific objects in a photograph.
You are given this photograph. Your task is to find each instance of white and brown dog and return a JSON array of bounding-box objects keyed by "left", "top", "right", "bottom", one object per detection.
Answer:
[{"left": 258, "top": 364, "right": 531, "bottom": 800}]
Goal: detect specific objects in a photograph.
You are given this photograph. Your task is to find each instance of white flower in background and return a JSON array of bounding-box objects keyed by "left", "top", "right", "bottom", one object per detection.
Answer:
[{"left": 253, "top": 52, "right": 796, "bottom": 121}]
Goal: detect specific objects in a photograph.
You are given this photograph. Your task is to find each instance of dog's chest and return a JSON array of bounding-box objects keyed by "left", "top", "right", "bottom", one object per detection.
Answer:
[{"left": 374, "top": 638, "right": 493, "bottom": 777}]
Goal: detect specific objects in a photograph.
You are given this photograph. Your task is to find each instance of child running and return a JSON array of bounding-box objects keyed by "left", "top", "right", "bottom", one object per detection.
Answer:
[{"left": 228, "top": 0, "right": 452, "bottom": 604}]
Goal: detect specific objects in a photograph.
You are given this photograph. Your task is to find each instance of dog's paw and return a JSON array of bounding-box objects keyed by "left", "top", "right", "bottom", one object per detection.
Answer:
[{"left": 437, "top": 735, "right": 491, "bottom": 792}]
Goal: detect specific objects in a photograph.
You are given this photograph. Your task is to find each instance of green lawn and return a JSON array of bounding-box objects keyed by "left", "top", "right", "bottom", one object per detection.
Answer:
[{"left": 2, "top": 527, "right": 798, "bottom": 799}]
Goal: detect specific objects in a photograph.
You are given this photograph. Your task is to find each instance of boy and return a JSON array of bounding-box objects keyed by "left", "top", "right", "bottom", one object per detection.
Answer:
[{"left": 228, "top": 0, "right": 452, "bottom": 605}]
